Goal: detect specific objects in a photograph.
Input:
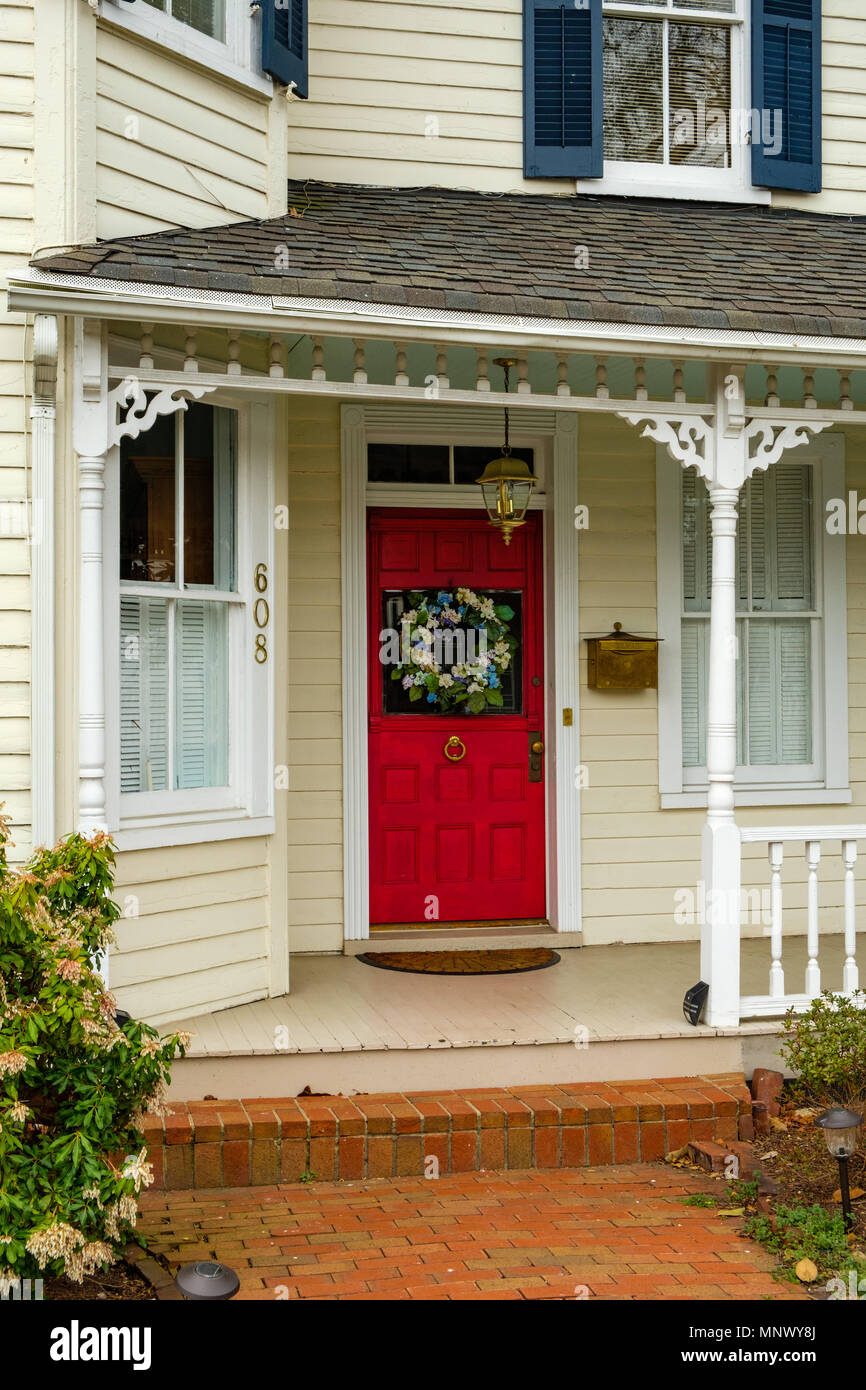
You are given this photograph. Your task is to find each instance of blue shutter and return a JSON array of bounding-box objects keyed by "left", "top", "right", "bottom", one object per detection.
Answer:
[
  {"left": 524, "top": 0, "right": 602, "bottom": 179},
  {"left": 261, "top": 0, "right": 308, "bottom": 98},
  {"left": 751, "top": 0, "right": 821, "bottom": 192}
]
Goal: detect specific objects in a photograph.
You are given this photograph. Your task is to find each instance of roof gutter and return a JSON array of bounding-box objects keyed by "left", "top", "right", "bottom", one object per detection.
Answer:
[{"left": 7, "top": 266, "right": 866, "bottom": 367}]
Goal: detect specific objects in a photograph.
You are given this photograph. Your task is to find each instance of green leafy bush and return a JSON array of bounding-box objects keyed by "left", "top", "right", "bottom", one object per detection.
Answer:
[
  {"left": 779, "top": 990, "right": 866, "bottom": 1108},
  {"left": 0, "top": 812, "right": 188, "bottom": 1289},
  {"left": 745, "top": 1202, "right": 851, "bottom": 1280}
]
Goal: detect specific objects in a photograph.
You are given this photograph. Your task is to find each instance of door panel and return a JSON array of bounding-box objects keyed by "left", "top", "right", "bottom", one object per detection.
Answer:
[{"left": 368, "top": 510, "right": 546, "bottom": 926}]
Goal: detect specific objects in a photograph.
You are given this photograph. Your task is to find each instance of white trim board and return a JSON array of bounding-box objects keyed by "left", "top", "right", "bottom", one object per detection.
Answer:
[{"left": 340, "top": 404, "right": 582, "bottom": 942}]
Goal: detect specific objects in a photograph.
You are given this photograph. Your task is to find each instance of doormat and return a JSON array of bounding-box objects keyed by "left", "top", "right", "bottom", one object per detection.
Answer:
[{"left": 356, "top": 948, "right": 560, "bottom": 976}]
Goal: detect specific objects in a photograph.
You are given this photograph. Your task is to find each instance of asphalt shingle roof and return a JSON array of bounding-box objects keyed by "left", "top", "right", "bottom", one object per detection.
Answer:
[{"left": 31, "top": 180, "right": 866, "bottom": 338}]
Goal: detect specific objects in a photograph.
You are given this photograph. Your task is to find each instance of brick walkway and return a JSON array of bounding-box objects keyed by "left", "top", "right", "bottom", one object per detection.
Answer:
[{"left": 138, "top": 1164, "right": 807, "bottom": 1301}]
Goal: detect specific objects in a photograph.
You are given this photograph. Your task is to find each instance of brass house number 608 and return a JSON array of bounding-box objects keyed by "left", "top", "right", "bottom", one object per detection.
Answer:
[{"left": 254, "top": 562, "right": 269, "bottom": 663}]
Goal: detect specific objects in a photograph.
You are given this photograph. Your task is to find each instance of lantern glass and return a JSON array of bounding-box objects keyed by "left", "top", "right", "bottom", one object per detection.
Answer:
[{"left": 816, "top": 1107, "right": 863, "bottom": 1158}]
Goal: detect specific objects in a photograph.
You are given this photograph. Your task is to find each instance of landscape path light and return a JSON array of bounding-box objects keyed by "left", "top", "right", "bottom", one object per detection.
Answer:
[
  {"left": 174, "top": 1260, "right": 240, "bottom": 1301},
  {"left": 816, "top": 1106, "right": 863, "bottom": 1230}
]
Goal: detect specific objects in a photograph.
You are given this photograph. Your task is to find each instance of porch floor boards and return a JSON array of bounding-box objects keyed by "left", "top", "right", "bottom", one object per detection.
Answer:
[{"left": 164, "top": 932, "right": 862, "bottom": 1058}]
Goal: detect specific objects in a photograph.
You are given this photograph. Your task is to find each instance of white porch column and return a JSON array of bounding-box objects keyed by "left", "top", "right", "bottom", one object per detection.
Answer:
[
  {"left": 78, "top": 450, "right": 107, "bottom": 836},
  {"left": 30, "top": 314, "right": 58, "bottom": 848},
  {"left": 73, "top": 320, "right": 109, "bottom": 838},
  {"left": 701, "top": 485, "right": 742, "bottom": 1027}
]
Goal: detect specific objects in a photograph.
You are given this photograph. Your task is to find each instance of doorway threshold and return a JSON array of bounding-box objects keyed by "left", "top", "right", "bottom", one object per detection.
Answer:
[{"left": 345, "top": 921, "right": 580, "bottom": 954}]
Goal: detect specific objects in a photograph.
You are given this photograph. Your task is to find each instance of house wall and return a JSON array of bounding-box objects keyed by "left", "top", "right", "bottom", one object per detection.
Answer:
[
  {"left": 0, "top": 0, "right": 35, "bottom": 858},
  {"left": 291, "top": 0, "right": 866, "bottom": 216}
]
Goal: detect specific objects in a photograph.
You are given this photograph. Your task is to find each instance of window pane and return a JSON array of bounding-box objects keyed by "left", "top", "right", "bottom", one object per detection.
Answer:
[
  {"left": 120, "top": 597, "right": 169, "bottom": 793},
  {"left": 171, "top": 0, "right": 225, "bottom": 40},
  {"left": 183, "top": 403, "right": 236, "bottom": 589},
  {"left": 174, "top": 600, "right": 229, "bottom": 788},
  {"left": 453, "top": 447, "right": 534, "bottom": 486},
  {"left": 669, "top": 23, "right": 731, "bottom": 167},
  {"left": 746, "top": 620, "right": 812, "bottom": 765},
  {"left": 120, "top": 411, "right": 176, "bottom": 583},
  {"left": 367, "top": 444, "right": 450, "bottom": 484},
  {"left": 603, "top": 18, "right": 664, "bottom": 162},
  {"left": 674, "top": 1, "right": 735, "bottom": 11}
]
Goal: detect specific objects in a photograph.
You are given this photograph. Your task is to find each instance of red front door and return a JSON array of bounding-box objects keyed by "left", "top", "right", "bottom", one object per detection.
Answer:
[{"left": 368, "top": 510, "right": 546, "bottom": 926}]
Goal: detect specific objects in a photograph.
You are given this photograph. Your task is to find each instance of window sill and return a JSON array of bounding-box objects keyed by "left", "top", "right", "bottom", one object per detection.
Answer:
[
  {"left": 662, "top": 788, "right": 853, "bottom": 810},
  {"left": 113, "top": 812, "right": 275, "bottom": 851},
  {"left": 97, "top": 2, "right": 274, "bottom": 99},
  {"left": 576, "top": 174, "right": 771, "bottom": 206}
]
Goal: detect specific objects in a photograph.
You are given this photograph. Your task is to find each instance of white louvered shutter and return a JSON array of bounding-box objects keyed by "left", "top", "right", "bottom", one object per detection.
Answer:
[{"left": 120, "top": 597, "right": 169, "bottom": 793}]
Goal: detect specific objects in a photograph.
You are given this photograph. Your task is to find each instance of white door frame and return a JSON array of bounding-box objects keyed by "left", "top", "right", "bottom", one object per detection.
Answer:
[{"left": 340, "top": 403, "right": 582, "bottom": 941}]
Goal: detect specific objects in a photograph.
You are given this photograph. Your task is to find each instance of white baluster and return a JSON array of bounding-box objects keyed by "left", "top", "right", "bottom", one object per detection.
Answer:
[
  {"left": 476, "top": 350, "right": 490, "bottom": 392},
  {"left": 516, "top": 356, "right": 530, "bottom": 394},
  {"left": 672, "top": 360, "right": 686, "bottom": 403},
  {"left": 270, "top": 334, "right": 286, "bottom": 378},
  {"left": 435, "top": 345, "right": 449, "bottom": 391},
  {"left": 805, "top": 840, "right": 821, "bottom": 996},
  {"left": 803, "top": 365, "right": 817, "bottom": 409},
  {"left": 764, "top": 365, "right": 780, "bottom": 409},
  {"left": 556, "top": 353, "right": 570, "bottom": 398},
  {"left": 634, "top": 356, "right": 648, "bottom": 402},
  {"left": 138, "top": 323, "right": 154, "bottom": 372},
  {"left": 768, "top": 841, "right": 785, "bottom": 998},
  {"left": 394, "top": 341, "right": 408, "bottom": 387},
  {"left": 353, "top": 339, "right": 367, "bottom": 385},
  {"left": 839, "top": 369, "right": 854, "bottom": 412},
  {"left": 184, "top": 327, "right": 198, "bottom": 373},
  {"left": 595, "top": 356, "right": 609, "bottom": 400},
  {"left": 843, "top": 840, "right": 859, "bottom": 994},
  {"left": 226, "top": 329, "right": 241, "bottom": 376},
  {"left": 309, "top": 336, "right": 324, "bottom": 382}
]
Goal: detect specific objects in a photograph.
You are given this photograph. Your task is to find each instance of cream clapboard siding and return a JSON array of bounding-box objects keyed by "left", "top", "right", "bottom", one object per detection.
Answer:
[
  {"left": 94, "top": 24, "right": 272, "bottom": 237},
  {"left": 293, "top": 0, "right": 866, "bottom": 215},
  {"left": 577, "top": 414, "right": 866, "bottom": 947},
  {"left": 0, "top": 0, "right": 34, "bottom": 860},
  {"left": 285, "top": 397, "right": 343, "bottom": 953},
  {"left": 111, "top": 839, "right": 271, "bottom": 1025}
]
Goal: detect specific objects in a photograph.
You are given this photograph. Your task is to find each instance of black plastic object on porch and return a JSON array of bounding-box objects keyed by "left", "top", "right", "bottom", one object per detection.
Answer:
[
  {"left": 683, "top": 981, "right": 709, "bottom": 1027},
  {"left": 174, "top": 1262, "right": 240, "bottom": 1301}
]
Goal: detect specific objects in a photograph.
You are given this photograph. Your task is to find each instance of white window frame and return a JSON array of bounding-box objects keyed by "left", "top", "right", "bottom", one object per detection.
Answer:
[
  {"left": 656, "top": 434, "right": 850, "bottom": 809},
  {"left": 104, "top": 395, "right": 275, "bottom": 849},
  {"left": 97, "top": 0, "right": 273, "bottom": 96},
  {"left": 584, "top": 0, "right": 770, "bottom": 205}
]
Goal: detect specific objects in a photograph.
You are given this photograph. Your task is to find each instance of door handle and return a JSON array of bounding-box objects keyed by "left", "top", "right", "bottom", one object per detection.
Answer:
[
  {"left": 444, "top": 736, "right": 466, "bottom": 762},
  {"left": 528, "top": 731, "right": 544, "bottom": 782}
]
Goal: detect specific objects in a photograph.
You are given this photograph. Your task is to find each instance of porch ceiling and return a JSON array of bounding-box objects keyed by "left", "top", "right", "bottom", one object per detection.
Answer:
[{"left": 29, "top": 181, "right": 866, "bottom": 341}]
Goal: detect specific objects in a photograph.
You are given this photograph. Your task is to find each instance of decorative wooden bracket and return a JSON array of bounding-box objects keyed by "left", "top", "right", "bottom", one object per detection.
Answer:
[{"left": 108, "top": 377, "right": 217, "bottom": 450}]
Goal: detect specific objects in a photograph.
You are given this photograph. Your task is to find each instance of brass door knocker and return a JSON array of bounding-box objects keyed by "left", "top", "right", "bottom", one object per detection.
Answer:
[{"left": 444, "top": 736, "right": 466, "bottom": 762}]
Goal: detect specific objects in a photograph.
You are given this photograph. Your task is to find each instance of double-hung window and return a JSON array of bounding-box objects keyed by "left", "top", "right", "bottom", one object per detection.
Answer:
[
  {"left": 602, "top": 0, "right": 746, "bottom": 192},
  {"left": 523, "top": 0, "right": 823, "bottom": 196},
  {"left": 108, "top": 399, "right": 274, "bottom": 848},
  {"left": 656, "top": 437, "right": 849, "bottom": 807}
]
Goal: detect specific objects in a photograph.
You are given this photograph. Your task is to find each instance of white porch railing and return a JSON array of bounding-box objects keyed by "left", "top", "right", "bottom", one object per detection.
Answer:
[{"left": 739, "top": 826, "right": 866, "bottom": 1019}]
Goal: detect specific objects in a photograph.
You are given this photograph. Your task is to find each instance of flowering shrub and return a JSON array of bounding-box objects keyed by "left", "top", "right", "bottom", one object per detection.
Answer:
[{"left": 0, "top": 812, "right": 189, "bottom": 1289}]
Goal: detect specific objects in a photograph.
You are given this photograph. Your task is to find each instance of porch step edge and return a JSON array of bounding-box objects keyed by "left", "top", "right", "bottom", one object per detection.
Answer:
[{"left": 144, "top": 1072, "right": 751, "bottom": 1190}]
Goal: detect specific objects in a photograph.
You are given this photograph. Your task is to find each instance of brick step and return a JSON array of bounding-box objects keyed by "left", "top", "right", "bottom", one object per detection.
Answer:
[{"left": 143, "top": 1073, "right": 752, "bottom": 1190}]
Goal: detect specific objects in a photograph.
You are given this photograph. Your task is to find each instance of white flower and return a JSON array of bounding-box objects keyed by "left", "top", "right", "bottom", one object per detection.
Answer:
[
  {"left": 438, "top": 674, "right": 454, "bottom": 688},
  {"left": 122, "top": 1148, "right": 155, "bottom": 1193},
  {"left": 467, "top": 682, "right": 483, "bottom": 693},
  {"left": 0, "top": 1052, "right": 28, "bottom": 1078}
]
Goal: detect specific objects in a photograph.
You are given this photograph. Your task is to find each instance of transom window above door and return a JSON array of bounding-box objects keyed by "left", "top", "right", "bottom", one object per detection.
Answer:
[{"left": 368, "top": 444, "right": 535, "bottom": 487}]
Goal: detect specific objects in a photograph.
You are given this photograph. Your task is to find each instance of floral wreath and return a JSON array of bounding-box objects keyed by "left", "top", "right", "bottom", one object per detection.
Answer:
[{"left": 390, "top": 586, "right": 518, "bottom": 713}]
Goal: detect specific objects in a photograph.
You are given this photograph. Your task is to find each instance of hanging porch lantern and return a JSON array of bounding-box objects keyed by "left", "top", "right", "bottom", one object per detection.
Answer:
[{"left": 476, "top": 357, "right": 536, "bottom": 546}]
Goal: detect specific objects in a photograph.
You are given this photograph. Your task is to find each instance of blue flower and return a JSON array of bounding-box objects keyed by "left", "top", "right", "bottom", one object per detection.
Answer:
[
  {"left": 457, "top": 605, "right": 466, "bottom": 616},
  {"left": 489, "top": 673, "right": 500, "bottom": 689},
  {"left": 436, "top": 591, "right": 453, "bottom": 605},
  {"left": 427, "top": 692, "right": 436, "bottom": 703}
]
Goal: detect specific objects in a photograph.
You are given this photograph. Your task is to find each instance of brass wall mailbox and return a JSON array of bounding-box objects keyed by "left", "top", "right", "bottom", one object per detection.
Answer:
[{"left": 585, "top": 622, "right": 660, "bottom": 690}]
